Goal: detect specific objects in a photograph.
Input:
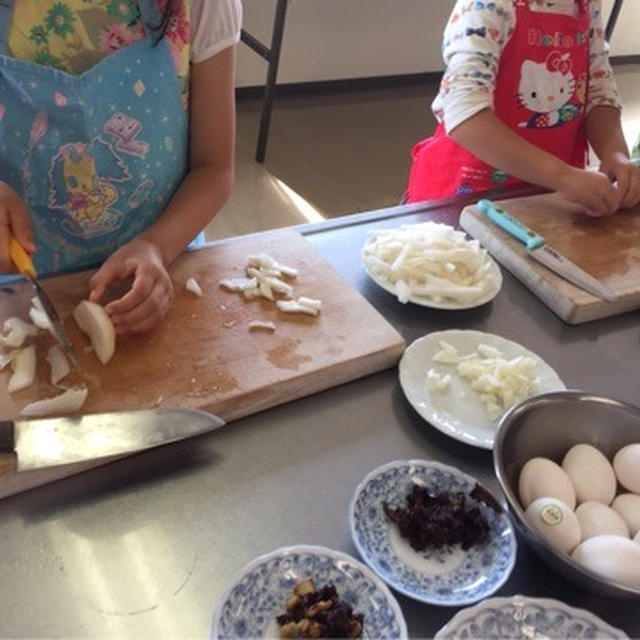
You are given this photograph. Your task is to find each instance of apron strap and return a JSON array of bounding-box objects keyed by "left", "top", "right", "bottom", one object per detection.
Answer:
[
  {"left": 138, "top": 0, "right": 165, "bottom": 42},
  {"left": 0, "top": 0, "right": 14, "bottom": 57}
]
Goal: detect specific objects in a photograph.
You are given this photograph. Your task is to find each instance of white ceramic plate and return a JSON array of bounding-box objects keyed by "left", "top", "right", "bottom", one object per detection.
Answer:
[
  {"left": 211, "top": 545, "right": 408, "bottom": 639},
  {"left": 399, "top": 330, "right": 566, "bottom": 449},
  {"left": 361, "top": 236, "right": 502, "bottom": 310},
  {"left": 349, "top": 460, "right": 517, "bottom": 607},
  {"left": 434, "top": 595, "right": 627, "bottom": 639}
]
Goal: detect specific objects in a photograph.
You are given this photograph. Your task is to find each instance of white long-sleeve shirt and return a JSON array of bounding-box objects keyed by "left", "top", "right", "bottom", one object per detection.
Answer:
[{"left": 432, "top": 0, "right": 620, "bottom": 134}]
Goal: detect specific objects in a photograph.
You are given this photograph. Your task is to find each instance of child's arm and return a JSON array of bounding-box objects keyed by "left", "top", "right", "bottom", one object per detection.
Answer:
[
  {"left": 450, "top": 109, "right": 619, "bottom": 216},
  {"left": 586, "top": 105, "right": 640, "bottom": 209},
  {"left": 89, "top": 45, "right": 236, "bottom": 334}
]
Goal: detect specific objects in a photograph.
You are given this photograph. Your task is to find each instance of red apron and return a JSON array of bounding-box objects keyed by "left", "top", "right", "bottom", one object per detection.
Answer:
[{"left": 406, "top": 0, "right": 590, "bottom": 203}]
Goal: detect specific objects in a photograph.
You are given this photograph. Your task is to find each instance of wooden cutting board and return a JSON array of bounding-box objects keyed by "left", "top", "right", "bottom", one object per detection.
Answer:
[
  {"left": 0, "top": 229, "right": 405, "bottom": 498},
  {"left": 460, "top": 192, "right": 640, "bottom": 324}
]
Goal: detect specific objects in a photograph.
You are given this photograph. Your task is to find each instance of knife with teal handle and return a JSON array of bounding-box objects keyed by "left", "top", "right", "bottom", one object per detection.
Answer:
[{"left": 476, "top": 199, "right": 617, "bottom": 302}]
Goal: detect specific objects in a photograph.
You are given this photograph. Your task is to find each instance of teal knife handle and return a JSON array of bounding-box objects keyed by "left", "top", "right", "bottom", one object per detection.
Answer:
[{"left": 477, "top": 199, "right": 545, "bottom": 251}]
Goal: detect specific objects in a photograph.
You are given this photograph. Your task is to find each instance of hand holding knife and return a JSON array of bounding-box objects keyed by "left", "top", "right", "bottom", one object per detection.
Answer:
[{"left": 476, "top": 199, "right": 617, "bottom": 302}]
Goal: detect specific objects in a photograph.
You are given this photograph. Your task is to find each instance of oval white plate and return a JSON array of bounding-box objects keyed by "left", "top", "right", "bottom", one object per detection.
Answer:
[
  {"left": 349, "top": 460, "right": 517, "bottom": 607},
  {"left": 399, "top": 330, "right": 566, "bottom": 449},
  {"left": 434, "top": 595, "right": 627, "bottom": 639},
  {"left": 361, "top": 238, "right": 502, "bottom": 310},
  {"left": 211, "top": 545, "right": 408, "bottom": 639}
]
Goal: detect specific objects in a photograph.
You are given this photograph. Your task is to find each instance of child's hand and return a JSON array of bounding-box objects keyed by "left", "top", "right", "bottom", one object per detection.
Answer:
[
  {"left": 0, "top": 182, "right": 35, "bottom": 273},
  {"left": 555, "top": 167, "right": 620, "bottom": 217},
  {"left": 89, "top": 239, "right": 174, "bottom": 335},
  {"left": 599, "top": 151, "right": 640, "bottom": 210}
]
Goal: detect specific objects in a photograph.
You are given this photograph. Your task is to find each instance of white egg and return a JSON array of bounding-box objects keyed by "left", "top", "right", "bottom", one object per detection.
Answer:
[
  {"left": 575, "top": 502, "right": 630, "bottom": 541},
  {"left": 562, "top": 444, "right": 616, "bottom": 505},
  {"left": 611, "top": 494, "right": 640, "bottom": 537},
  {"left": 613, "top": 444, "right": 640, "bottom": 494},
  {"left": 519, "top": 458, "right": 576, "bottom": 510},
  {"left": 524, "top": 497, "right": 581, "bottom": 553},
  {"left": 572, "top": 535, "right": 640, "bottom": 589}
]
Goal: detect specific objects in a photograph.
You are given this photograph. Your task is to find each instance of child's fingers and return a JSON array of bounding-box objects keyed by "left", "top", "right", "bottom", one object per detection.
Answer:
[
  {"left": 105, "top": 268, "right": 156, "bottom": 316},
  {"left": 89, "top": 260, "right": 132, "bottom": 302},
  {"left": 9, "top": 200, "right": 35, "bottom": 254},
  {"left": 621, "top": 168, "right": 640, "bottom": 209}
]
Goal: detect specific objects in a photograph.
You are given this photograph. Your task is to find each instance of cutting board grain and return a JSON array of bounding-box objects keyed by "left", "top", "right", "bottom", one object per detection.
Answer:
[
  {"left": 460, "top": 192, "right": 640, "bottom": 324},
  {"left": 0, "top": 229, "right": 404, "bottom": 498}
]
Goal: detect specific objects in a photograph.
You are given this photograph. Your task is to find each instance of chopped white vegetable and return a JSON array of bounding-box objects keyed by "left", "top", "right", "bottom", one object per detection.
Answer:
[
  {"left": 245, "top": 254, "right": 298, "bottom": 278},
  {"left": 248, "top": 320, "right": 276, "bottom": 332},
  {"left": 29, "top": 306, "right": 52, "bottom": 332},
  {"left": 297, "top": 297, "right": 322, "bottom": 311},
  {"left": 73, "top": 300, "right": 115, "bottom": 365},
  {"left": 243, "top": 288, "right": 261, "bottom": 300},
  {"left": 219, "top": 277, "right": 258, "bottom": 292},
  {"left": 425, "top": 369, "right": 451, "bottom": 392},
  {"left": 0, "top": 349, "right": 19, "bottom": 370},
  {"left": 20, "top": 387, "right": 88, "bottom": 417},
  {"left": 430, "top": 342, "right": 537, "bottom": 421},
  {"left": 362, "top": 222, "right": 497, "bottom": 304},
  {"left": 185, "top": 277, "right": 203, "bottom": 298},
  {"left": 265, "top": 276, "right": 293, "bottom": 298},
  {"left": 276, "top": 300, "right": 319, "bottom": 316},
  {"left": 433, "top": 341, "right": 459, "bottom": 364},
  {"left": 8, "top": 345, "right": 37, "bottom": 393},
  {"left": 46, "top": 345, "right": 70, "bottom": 385},
  {"left": 2, "top": 317, "right": 38, "bottom": 348}
]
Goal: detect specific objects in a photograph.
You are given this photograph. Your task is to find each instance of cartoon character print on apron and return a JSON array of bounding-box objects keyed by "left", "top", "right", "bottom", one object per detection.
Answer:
[
  {"left": 407, "top": 0, "right": 590, "bottom": 203},
  {"left": 0, "top": 0, "right": 189, "bottom": 275}
]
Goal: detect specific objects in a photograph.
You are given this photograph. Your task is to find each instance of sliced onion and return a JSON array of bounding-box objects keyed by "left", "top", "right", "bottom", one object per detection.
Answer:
[
  {"left": 8, "top": 345, "right": 37, "bottom": 393},
  {"left": 47, "top": 345, "right": 70, "bottom": 385},
  {"left": 20, "top": 387, "right": 88, "bottom": 417},
  {"left": 73, "top": 301, "right": 115, "bottom": 365},
  {"left": 185, "top": 277, "right": 203, "bottom": 297},
  {"left": 2, "top": 317, "right": 38, "bottom": 348}
]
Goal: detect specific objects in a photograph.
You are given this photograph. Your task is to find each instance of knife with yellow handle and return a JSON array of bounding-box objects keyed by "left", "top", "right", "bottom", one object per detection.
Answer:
[
  {"left": 9, "top": 237, "right": 83, "bottom": 370},
  {"left": 477, "top": 200, "right": 617, "bottom": 302}
]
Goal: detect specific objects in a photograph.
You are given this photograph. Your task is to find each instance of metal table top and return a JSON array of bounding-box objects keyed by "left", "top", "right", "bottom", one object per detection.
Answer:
[{"left": 0, "top": 196, "right": 638, "bottom": 639}]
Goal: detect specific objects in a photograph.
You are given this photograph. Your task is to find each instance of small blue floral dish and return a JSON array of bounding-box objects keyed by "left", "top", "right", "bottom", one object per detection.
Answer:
[
  {"left": 434, "top": 595, "right": 627, "bottom": 639},
  {"left": 349, "top": 460, "right": 517, "bottom": 607},
  {"left": 211, "top": 544, "right": 408, "bottom": 639}
]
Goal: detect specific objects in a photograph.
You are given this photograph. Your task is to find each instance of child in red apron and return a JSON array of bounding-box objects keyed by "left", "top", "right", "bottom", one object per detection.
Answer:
[{"left": 407, "top": 0, "right": 640, "bottom": 216}]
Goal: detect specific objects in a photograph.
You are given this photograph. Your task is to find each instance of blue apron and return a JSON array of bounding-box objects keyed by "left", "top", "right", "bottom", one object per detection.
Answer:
[{"left": 0, "top": 0, "right": 188, "bottom": 276}]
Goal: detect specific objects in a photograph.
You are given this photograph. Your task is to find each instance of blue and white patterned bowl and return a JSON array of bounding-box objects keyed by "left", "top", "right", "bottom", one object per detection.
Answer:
[
  {"left": 434, "top": 595, "right": 627, "bottom": 639},
  {"left": 349, "top": 460, "right": 517, "bottom": 607},
  {"left": 211, "top": 544, "right": 408, "bottom": 639}
]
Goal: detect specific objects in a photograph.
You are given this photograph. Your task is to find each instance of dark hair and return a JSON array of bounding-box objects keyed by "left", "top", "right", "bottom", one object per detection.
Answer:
[{"left": 151, "top": 0, "right": 180, "bottom": 45}]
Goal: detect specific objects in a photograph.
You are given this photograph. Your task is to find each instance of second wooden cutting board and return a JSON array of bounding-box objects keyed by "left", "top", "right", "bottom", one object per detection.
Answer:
[
  {"left": 460, "top": 192, "right": 640, "bottom": 324},
  {"left": 0, "top": 229, "right": 405, "bottom": 497}
]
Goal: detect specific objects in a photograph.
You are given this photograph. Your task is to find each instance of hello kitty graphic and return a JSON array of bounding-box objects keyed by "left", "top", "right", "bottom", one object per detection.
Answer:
[{"left": 518, "top": 51, "right": 582, "bottom": 129}]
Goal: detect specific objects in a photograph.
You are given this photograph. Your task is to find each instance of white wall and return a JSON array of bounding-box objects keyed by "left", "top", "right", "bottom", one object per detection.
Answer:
[{"left": 237, "top": 0, "right": 639, "bottom": 87}]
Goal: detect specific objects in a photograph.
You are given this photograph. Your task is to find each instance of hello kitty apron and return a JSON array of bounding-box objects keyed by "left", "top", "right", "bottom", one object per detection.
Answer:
[
  {"left": 0, "top": 0, "right": 188, "bottom": 275},
  {"left": 407, "top": 0, "right": 589, "bottom": 203}
]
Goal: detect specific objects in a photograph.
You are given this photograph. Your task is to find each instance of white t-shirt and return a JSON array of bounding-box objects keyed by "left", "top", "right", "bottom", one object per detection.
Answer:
[{"left": 190, "top": 0, "right": 242, "bottom": 64}]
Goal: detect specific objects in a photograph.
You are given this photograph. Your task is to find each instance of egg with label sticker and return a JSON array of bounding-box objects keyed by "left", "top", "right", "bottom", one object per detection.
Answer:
[
  {"left": 524, "top": 497, "right": 581, "bottom": 553},
  {"left": 519, "top": 458, "right": 576, "bottom": 510},
  {"left": 572, "top": 535, "right": 640, "bottom": 589},
  {"left": 562, "top": 444, "right": 616, "bottom": 505},
  {"left": 613, "top": 444, "right": 640, "bottom": 494}
]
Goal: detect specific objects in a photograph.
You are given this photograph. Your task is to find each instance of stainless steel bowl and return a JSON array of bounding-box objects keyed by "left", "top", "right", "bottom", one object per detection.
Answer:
[{"left": 493, "top": 390, "right": 640, "bottom": 599}]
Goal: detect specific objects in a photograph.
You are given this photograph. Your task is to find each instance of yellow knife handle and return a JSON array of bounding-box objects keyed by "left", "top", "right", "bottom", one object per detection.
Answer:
[{"left": 9, "top": 236, "right": 36, "bottom": 279}]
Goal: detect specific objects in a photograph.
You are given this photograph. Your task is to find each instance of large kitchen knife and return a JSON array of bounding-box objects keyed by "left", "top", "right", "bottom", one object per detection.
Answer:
[
  {"left": 0, "top": 408, "right": 225, "bottom": 471},
  {"left": 476, "top": 199, "right": 617, "bottom": 302}
]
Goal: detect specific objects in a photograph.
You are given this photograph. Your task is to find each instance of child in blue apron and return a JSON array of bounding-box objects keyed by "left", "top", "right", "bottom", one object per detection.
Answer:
[{"left": 0, "top": 0, "right": 241, "bottom": 334}]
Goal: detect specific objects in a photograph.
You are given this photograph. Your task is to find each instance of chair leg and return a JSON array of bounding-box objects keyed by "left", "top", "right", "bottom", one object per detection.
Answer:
[
  {"left": 605, "top": 0, "right": 624, "bottom": 42},
  {"left": 255, "top": 0, "right": 289, "bottom": 163}
]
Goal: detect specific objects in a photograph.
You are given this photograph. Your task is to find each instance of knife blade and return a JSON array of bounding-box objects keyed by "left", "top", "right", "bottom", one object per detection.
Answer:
[
  {"left": 9, "top": 236, "right": 83, "bottom": 370},
  {"left": 0, "top": 408, "right": 225, "bottom": 471},
  {"left": 476, "top": 199, "right": 617, "bottom": 302}
]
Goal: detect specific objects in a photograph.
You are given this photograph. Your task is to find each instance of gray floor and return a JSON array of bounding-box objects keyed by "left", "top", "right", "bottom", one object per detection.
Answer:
[{"left": 205, "top": 64, "right": 640, "bottom": 241}]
